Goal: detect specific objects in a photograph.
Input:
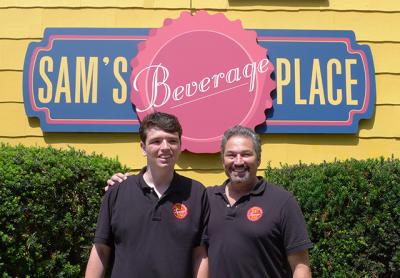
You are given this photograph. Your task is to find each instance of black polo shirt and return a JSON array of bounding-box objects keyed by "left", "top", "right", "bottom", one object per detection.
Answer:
[
  {"left": 205, "top": 178, "right": 312, "bottom": 278},
  {"left": 94, "top": 169, "right": 209, "bottom": 278}
]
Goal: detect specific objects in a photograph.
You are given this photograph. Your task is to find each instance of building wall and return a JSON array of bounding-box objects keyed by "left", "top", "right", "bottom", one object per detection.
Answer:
[{"left": 1, "top": 0, "right": 399, "bottom": 185}]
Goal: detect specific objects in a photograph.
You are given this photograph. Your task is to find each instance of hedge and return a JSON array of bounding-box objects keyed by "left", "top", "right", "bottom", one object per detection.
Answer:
[
  {"left": 1, "top": 144, "right": 399, "bottom": 277},
  {"left": 0, "top": 144, "right": 128, "bottom": 277},
  {"left": 265, "top": 158, "right": 400, "bottom": 277}
]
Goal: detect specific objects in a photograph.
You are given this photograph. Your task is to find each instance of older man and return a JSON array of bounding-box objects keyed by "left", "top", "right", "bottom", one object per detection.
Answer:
[
  {"left": 205, "top": 125, "right": 312, "bottom": 277},
  {"left": 106, "top": 125, "right": 312, "bottom": 277}
]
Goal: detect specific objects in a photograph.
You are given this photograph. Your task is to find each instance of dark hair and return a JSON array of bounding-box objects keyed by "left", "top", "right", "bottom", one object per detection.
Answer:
[
  {"left": 139, "top": 112, "right": 182, "bottom": 143},
  {"left": 220, "top": 125, "right": 261, "bottom": 161}
]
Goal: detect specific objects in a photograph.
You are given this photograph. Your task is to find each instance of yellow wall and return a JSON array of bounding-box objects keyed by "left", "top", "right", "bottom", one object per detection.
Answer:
[{"left": 1, "top": 0, "right": 399, "bottom": 185}]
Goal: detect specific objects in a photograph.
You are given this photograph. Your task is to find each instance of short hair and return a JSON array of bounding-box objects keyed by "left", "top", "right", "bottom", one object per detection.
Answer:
[
  {"left": 139, "top": 112, "right": 182, "bottom": 143},
  {"left": 220, "top": 125, "right": 261, "bottom": 161}
]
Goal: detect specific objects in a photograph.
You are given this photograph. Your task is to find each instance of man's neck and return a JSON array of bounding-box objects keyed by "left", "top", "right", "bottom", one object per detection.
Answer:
[
  {"left": 144, "top": 166, "right": 174, "bottom": 197},
  {"left": 225, "top": 178, "right": 259, "bottom": 205}
]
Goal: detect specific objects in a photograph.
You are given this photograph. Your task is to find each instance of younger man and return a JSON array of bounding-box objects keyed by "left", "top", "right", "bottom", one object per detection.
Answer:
[{"left": 85, "top": 112, "right": 209, "bottom": 278}]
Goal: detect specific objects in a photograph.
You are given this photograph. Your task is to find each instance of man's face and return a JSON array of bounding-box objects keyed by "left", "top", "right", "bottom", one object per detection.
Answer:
[
  {"left": 223, "top": 135, "right": 260, "bottom": 184},
  {"left": 141, "top": 127, "right": 181, "bottom": 170}
]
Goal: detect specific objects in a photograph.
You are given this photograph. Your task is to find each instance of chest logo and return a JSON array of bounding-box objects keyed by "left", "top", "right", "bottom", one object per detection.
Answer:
[
  {"left": 247, "top": 206, "right": 263, "bottom": 222},
  {"left": 172, "top": 203, "right": 188, "bottom": 220}
]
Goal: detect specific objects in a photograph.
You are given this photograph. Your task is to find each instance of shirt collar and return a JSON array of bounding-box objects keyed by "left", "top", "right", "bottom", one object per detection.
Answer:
[
  {"left": 138, "top": 167, "right": 184, "bottom": 194},
  {"left": 214, "top": 176, "right": 266, "bottom": 196}
]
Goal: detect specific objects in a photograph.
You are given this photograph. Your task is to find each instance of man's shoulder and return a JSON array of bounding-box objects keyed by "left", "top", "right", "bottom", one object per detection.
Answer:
[{"left": 259, "top": 181, "right": 294, "bottom": 204}]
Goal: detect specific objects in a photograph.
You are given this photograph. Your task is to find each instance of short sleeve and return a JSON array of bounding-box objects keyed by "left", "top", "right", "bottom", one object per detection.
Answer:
[
  {"left": 93, "top": 191, "right": 114, "bottom": 246},
  {"left": 198, "top": 188, "right": 210, "bottom": 247},
  {"left": 281, "top": 195, "right": 313, "bottom": 254}
]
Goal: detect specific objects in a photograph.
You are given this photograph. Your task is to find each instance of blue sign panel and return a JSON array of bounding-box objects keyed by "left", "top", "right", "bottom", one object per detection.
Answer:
[
  {"left": 256, "top": 29, "right": 375, "bottom": 133},
  {"left": 23, "top": 28, "right": 375, "bottom": 133}
]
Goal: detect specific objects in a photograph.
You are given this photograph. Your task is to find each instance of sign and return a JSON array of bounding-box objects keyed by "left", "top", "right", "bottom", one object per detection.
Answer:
[
  {"left": 23, "top": 11, "right": 376, "bottom": 153},
  {"left": 256, "top": 29, "right": 375, "bottom": 134},
  {"left": 130, "top": 11, "right": 274, "bottom": 152}
]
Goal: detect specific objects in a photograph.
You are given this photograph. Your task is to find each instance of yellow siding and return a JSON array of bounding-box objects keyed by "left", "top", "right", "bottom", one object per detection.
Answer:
[
  {"left": 0, "top": 10, "right": 399, "bottom": 41},
  {"left": 358, "top": 106, "right": 400, "bottom": 137},
  {"left": 224, "top": 11, "right": 400, "bottom": 42},
  {"left": 2, "top": 0, "right": 400, "bottom": 11},
  {"left": 0, "top": 40, "right": 33, "bottom": 70},
  {"left": 376, "top": 75, "right": 400, "bottom": 105},
  {"left": 191, "top": 0, "right": 400, "bottom": 11},
  {"left": 0, "top": 1, "right": 399, "bottom": 185},
  {"left": 0, "top": 0, "right": 190, "bottom": 9},
  {"left": 0, "top": 72, "right": 23, "bottom": 102},
  {"left": 0, "top": 9, "right": 186, "bottom": 38},
  {"left": 369, "top": 43, "right": 400, "bottom": 74}
]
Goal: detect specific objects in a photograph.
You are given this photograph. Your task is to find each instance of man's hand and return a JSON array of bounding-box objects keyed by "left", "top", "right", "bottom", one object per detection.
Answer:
[{"left": 104, "top": 172, "right": 130, "bottom": 192}]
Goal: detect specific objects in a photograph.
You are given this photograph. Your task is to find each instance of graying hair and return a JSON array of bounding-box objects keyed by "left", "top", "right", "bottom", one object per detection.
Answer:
[{"left": 220, "top": 125, "right": 261, "bottom": 161}]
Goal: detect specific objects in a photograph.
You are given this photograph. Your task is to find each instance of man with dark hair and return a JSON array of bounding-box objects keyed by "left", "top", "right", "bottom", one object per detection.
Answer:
[
  {"left": 85, "top": 112, "right": 209, "bottom": 278},
  {"left": 105, "top": 125, "right": 312, "bottom": 277},
  {"left": 206, "top": 125, "right": 312, "bottom": 277}
]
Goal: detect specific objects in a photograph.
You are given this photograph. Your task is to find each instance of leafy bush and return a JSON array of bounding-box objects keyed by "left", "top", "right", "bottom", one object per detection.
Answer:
[
  {"left": 265, "top": 158, "right": 400, "bottom": 277},
  {"left": 0, "top": 144, "right": 128, "bottom": 277}
]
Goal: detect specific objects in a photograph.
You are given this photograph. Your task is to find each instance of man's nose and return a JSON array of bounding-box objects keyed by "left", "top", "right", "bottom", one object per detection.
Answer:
[
  {"left": 234, "top": 154, "right": 244, "bottom": 164},
  {"left": 160, "top": 139, "right": 171, "bottom": 150}
]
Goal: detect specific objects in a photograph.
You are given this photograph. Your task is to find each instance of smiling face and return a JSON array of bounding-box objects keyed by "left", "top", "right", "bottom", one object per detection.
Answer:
[
  {"left": 141, "top": 127, "right": 181, "bottom": 171},
  {"left": 223, "top": 135, "right": 260, "bottom": 185}
]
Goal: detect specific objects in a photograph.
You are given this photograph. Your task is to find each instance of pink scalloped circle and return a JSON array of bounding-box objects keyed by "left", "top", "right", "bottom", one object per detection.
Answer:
[{"left": 130, "top": 11, "right": 275, "bottom": 153}]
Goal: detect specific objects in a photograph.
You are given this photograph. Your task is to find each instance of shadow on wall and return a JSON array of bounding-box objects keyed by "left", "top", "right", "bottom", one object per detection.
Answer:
[
  {"left": 27, "top": 118, "right": 140, "bottom": 145},
  {"left": 264, "top": 133, "right": 360, "bottom": 147},
  {"left": 228, "top": 0, "right": 329, "bottom": 7},
  {"left": 28, "top": 116, "right": 375, "bottom": 149},
  {"left": 43, "top": 132, "right": 140, "bottom": 145}
]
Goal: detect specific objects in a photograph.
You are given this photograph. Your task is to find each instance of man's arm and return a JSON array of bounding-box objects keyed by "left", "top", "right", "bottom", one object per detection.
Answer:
[
  {"left": 85, "top": 243, "right": 111, "bottom": 278},
  {"left": 193, "top": 245, "right": 208, "bottom": 278},
  {"left": 288, "top": 250, "right": 312, "bottom": 278}
]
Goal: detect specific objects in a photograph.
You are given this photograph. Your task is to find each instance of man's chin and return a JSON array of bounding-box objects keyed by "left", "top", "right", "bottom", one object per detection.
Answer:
[
  {"left": 229, "top": 172, "right": 250, "bottom": 184},
  {"left": 156, "top": 160, "right": 176, "bottom": 169}
]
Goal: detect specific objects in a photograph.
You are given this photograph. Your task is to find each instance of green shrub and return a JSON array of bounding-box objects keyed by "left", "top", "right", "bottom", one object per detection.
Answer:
[
  {"left": 0, "top": 144, "right": 128, "bottom": 277},
  {"left": 265, "top": 157, "right": 400, "bottom": 277}
]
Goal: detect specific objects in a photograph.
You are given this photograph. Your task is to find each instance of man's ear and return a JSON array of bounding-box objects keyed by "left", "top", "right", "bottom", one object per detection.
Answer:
[{"left": 140, "top": 141, "right": 147, "bottom": 156}]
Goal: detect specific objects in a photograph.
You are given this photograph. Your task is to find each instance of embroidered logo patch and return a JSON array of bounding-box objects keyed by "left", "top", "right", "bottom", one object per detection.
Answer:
[
  {"left": 172, "top": 203, "right": 188, "bottom": 220},
  {"left": 247, "top": 206, "right": 263, "bottom": 222}
]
